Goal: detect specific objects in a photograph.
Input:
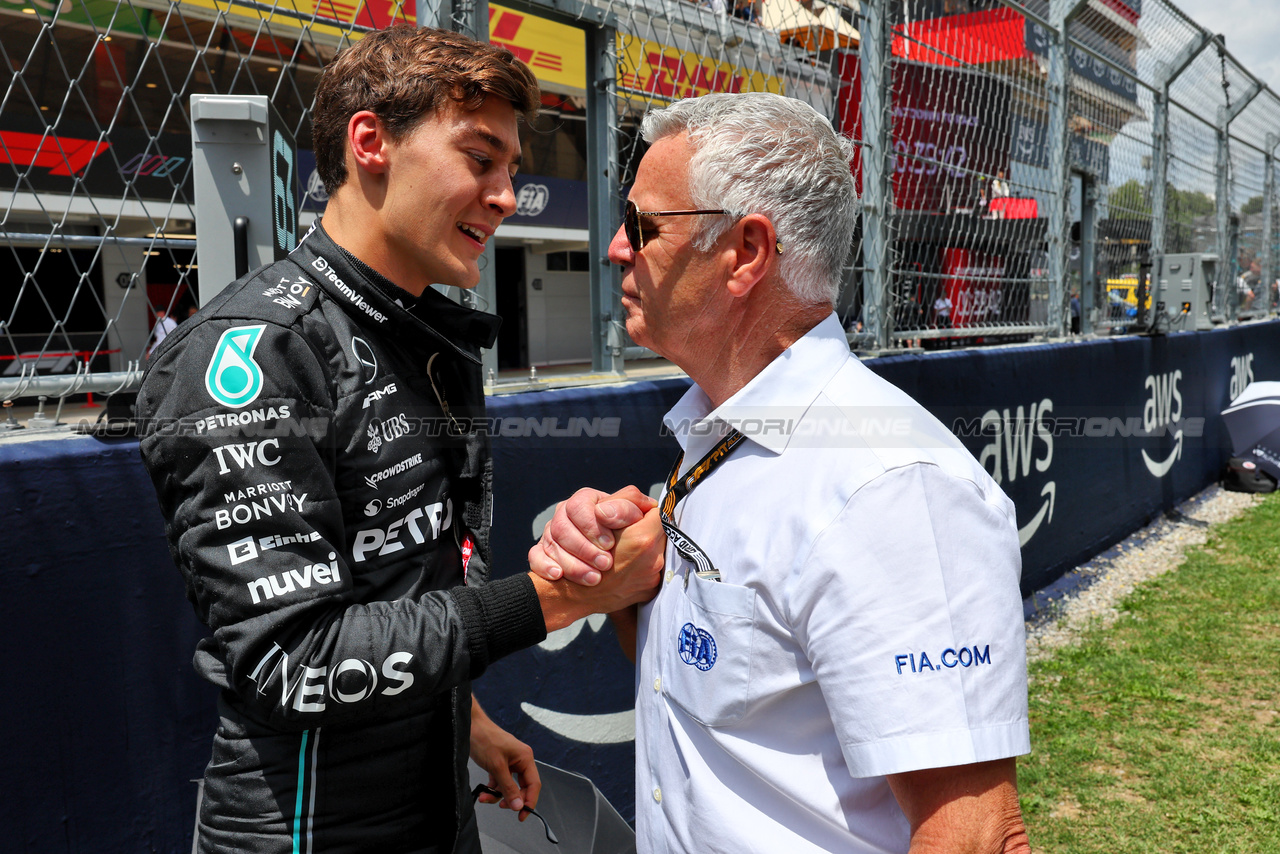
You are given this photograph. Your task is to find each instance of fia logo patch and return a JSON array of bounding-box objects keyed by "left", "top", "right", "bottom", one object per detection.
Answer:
[
  {"left": 677, "top": 622, "right": 717, "bottom": 671},
  {"left": 206, "top": 325, "right": 266, "bottom": 408}
]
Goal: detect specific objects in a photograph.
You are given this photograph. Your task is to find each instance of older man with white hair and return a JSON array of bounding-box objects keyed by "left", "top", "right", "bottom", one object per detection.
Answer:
[{"left": 536, "top": 92, "right": 1031, "bottom": 853}]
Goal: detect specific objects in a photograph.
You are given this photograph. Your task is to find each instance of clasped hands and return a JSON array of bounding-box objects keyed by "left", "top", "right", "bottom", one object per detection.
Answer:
[{"left": 529, "top": 485, "right": 666, "bottom": 613}]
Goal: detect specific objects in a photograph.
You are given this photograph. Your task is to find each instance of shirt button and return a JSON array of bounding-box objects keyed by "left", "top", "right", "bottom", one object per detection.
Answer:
[
  {"left": 653, "top": 787, "right": 662, "bottom": 803},
  {"left": 664, "top": 569, "right": 674, "bottom": 583},
  {"left": 653, "top": 676, "right": 661, "bottom": 692}
]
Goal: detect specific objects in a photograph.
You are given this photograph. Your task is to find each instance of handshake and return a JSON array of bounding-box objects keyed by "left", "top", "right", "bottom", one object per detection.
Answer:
[{"left": 523, "top": 486, "right": 666, "bottom": 647}]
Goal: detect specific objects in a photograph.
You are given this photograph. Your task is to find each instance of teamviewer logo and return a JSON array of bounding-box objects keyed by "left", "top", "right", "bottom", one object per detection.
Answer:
[{"left": 227, "top": 536, "right": 259, "bottom": 565}]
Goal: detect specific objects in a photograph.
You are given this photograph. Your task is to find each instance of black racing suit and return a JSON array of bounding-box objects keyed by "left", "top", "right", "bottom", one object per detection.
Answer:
[{"left": 138, "top": 224, "right": 546, "bottom": 853}]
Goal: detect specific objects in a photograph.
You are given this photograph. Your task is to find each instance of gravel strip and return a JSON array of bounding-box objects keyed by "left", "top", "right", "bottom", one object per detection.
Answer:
[{"left": 1025, "top": 485, "right": 1266, "bottom": 663}]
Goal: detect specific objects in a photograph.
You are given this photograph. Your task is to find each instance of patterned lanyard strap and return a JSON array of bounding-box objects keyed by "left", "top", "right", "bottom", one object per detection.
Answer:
[{"left": 660, "top": 429, "right": 746, "bottom": 583}]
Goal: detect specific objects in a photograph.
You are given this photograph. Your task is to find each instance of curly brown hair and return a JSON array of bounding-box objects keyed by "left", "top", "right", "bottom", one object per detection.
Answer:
[{"left": 312, "top": 26, "right": 541, "bottom": 194}]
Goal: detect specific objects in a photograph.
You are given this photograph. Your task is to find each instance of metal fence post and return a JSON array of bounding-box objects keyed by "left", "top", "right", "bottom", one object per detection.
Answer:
[
  {"left": 1263, "top": 135, "right": 1277, "bottom": 316},
  {"left": 585, "top": 21, "right": 623, "bottom": 375},
  {"left": 451, "top": 0, "right": 488, "bottom": 41},
  {"left": 1046, "top": 0, "right": 1087, "bottom": 338},
  {"left": 858, "top": 0, "right": 892, "bottom": 350},
  {"left": 1215, "top": 68, "right": 1262, "bottom": 321}
]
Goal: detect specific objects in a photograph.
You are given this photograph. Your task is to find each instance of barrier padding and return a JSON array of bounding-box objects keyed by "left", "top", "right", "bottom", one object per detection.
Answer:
[{"left": 3, "top": 321, "right": 1277, "bottom": 849}]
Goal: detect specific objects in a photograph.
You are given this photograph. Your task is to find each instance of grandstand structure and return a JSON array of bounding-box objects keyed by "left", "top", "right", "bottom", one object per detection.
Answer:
[{"left": 2, "top": 0, "right": 1279, "bottom": 402}]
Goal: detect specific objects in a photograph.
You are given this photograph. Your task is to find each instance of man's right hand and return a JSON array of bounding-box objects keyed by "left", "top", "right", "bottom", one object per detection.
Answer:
[
  {"left": 529, "top": 507, "right": 665, "bottom": 633},
  {"left": 529, "top": 486, "right": 657, "bottom": 585}
]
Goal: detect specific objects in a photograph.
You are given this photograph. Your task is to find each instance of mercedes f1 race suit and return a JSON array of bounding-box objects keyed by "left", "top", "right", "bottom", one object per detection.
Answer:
[{"left": 138, "top": 224, "right": 546, "bottom": 853}]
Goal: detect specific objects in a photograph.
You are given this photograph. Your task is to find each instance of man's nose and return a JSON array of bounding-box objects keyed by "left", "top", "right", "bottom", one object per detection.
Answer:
[
  {"left": 487, "top": 174, "right": 517, "bottom": 218},
  {"left": 607, "top": 223, "right": 633, "bottom": 266}
]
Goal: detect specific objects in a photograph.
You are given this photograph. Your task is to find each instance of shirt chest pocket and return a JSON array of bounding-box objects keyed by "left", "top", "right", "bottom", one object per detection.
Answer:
[{"left": 661, "top": 572, "right": 757, "bottom": 727}]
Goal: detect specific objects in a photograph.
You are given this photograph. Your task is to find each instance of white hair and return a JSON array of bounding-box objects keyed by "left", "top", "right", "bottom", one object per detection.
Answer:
[{"left": 641, "top": 93, "right": 859, "bottom": 305}]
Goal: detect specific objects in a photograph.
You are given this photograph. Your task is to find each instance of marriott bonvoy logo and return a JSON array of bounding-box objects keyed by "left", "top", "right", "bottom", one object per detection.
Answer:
[{"left": 311, "top": 255, "right": 388, "bottom": 324}]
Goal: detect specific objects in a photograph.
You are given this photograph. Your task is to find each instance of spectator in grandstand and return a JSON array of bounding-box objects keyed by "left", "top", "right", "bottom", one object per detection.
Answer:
[
  {"left": 932, "top": 290, "right": 953, "bottom": 327},
  {"left": 135, "top": 26, "right": 663, "bottom": 854},
  {"left": 991, "top": 168, "right": 1011, "bottom": 199},
  {"left": 1070, "top": 289, "right": 1081, "bottom": 334},
  {"left": 147, "top": 308, "right": 177, "bottom": 356},
  {"left": 733, "top": 0, "right": 763, "bottom": 22},
  {"left": 533, "top": 92, "right": 1031, "bottom": 854}
]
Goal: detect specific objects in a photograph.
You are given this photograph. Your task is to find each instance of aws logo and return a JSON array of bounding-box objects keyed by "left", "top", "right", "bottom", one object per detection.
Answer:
[
  {"left": 977, "top": 398, "right": 1055, "bottom": 546},
  {"left": 1141, "top": 370, "right": 1183, "bottom": 478},
  {"left": 1230, "top": 353, "right": 1255, "bottom": 402}
]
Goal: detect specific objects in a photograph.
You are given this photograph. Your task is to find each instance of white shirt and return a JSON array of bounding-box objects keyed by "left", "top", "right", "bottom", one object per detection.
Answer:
[
  {"left": 149, "top": 314, "right": 178, "bottom": 354},
  {"left": 635, "top": 314, "right": 1029, "bottom": 854}
]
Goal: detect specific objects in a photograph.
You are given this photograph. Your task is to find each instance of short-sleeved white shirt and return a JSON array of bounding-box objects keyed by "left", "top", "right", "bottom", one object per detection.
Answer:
[{"left": 634, "top": 313, "right": 1029, "bottom": 854}]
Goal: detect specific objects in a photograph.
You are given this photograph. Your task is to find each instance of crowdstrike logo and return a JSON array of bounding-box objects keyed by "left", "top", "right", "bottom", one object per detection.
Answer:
[
  {"left": 311, "top": 255, "right": 388, "bottom": 324},
  {"left": 365, "top": 453, "right": 423, "bottom": 489}
]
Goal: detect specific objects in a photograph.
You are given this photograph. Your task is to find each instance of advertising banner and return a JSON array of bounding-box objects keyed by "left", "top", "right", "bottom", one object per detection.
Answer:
[
  {"left": 617, "top": 33, "right": 785, "bottom": 101},
  {"left": 941, "top": 247, "right": 1006, "bottom": 327},
  {"left": 890, "top": 62, "right": 1011, "bottom": 212}
]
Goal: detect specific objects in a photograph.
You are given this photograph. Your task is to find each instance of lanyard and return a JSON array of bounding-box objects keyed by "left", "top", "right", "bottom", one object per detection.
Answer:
[{"left": 660, "top": 429, "right": 746, "bottom": 583}]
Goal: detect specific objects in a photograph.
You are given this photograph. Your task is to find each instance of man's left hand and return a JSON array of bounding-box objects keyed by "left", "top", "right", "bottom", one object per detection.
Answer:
[
  {"left": 470, "top": 698, "right": 540, "bottom": 818},
  {"left": 887, "top": 757, "right": 1030, "bottom": 853}
]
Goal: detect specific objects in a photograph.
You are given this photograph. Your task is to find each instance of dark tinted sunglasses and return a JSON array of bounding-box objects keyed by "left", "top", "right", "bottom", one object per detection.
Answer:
[
  {"left": 471, "top": 783, "right": 559, "bottom": 845},
  {"left": 623, "top": 199, "right": 728, "bottom": 252}
]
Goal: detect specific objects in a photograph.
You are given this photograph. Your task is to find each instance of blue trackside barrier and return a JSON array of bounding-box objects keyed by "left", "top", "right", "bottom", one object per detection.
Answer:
[{"left": 3, "top": 321, "right": 1277, "bottom": 851}]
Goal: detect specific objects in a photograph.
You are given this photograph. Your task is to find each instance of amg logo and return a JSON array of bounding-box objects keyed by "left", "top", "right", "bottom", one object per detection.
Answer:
[
  {"left": 247, "top": 552, "right": 341, "bottom": 604},
  {"left": 352, "top": 498, "right": 452, "bottom": 562},
  {"left": 213, "top": 439, "right": 282, "bottom": 475},
  {"left": 362, "top": 381, "right": 398, "bottom": 409},
  {"left": 215, "top": 492, "right": 308, "bottom": 529},
  {"left": 249, "top": 643, "right": 415, "bottom": 712},
  {"left": 311, "top": 255, "right": 388, "bottom": 324}
]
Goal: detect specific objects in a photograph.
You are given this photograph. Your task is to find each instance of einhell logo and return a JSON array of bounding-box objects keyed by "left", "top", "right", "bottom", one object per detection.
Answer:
[
  {"left": 0, "top": 130, "right": 110, "bottom": 177},
  {"left": 489, "top": 8, "right": 564, "bottom": 75}
]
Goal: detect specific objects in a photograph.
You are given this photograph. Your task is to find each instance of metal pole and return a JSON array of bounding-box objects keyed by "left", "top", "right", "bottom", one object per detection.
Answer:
[
  {"left": 1215, "top": 105, "right": 1232, "bottom": 321},
  {"left": 1263, "top": 135, "right": 1277, "bottom": 315},
  {"left": 1149, "top": 86, "right": 1169, "bottom": 330},
  {"left": 586, "top": 21, "right": 623, "bottom": 374},
  {"left": 1046, "top": 0, "right": 1087, "bottom": 337},
  {"left": 858, "top": 0, "right": 892, "bottom": 349},
  {"left": 1080, "top": 179, "right": 1098, "bottom": 334}
]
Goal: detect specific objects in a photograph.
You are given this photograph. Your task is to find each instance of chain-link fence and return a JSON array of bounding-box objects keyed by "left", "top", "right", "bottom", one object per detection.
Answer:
[{"left": 2, "top": 0, "right": 1279, "bottom": 415}]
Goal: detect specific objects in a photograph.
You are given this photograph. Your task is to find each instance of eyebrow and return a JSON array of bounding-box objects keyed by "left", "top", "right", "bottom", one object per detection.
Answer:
[{"left": 469, "top": 128, "right": 522, "bottom": 169}]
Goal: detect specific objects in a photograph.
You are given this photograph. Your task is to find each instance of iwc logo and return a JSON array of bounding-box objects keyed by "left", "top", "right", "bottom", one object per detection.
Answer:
[
  {"left": 677, "top": 622, "right": 717, "bottom": 671},
  {"left": 206, "top": 325, "right": 266, "bottom": 408}
]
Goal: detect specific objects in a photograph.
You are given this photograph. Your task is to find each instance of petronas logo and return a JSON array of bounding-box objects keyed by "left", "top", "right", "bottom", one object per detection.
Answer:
[{"left": 205, "top": 325, "right": 266, "bottom": 408}]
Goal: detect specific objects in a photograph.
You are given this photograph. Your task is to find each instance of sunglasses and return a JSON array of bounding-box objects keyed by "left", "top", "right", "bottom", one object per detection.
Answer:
[
  {"left": 623, "top": 200, "right": 727, "bottom": 252},
  {"left": 623, "top": 200, "right": 784, "bottom": 256},
  {"left": 471, "top": 783, "right": 559, "bottom": 845}
]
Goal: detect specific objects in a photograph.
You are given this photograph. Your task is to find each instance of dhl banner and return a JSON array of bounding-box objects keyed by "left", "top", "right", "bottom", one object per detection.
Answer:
[
  {"left": 617, "top": 33, "right": 785, "bottom": 100},
  {"left": 489, "top": 4, "right": 584, "bottom": 95},
  {"left": 157, "top": 0, "right": 417, "bottom": 44}
]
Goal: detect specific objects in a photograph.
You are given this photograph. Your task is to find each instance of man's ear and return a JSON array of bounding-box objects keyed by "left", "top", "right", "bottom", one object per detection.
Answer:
[
  {"left": 348, "top": 111, "right": 391, "bottom": 176},
  {"left": 725, "top": 213, "right": 779, "bottom": 298}
]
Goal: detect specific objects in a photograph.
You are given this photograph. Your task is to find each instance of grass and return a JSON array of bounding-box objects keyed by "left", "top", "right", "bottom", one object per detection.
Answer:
[{"left": 1020, "top": 493, "right": 1280, "bottom": 853}]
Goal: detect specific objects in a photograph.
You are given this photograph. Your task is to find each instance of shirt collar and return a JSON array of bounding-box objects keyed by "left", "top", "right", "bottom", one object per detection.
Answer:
[{"left": 663, "top": 313, "right": 851, "bottom": 457}]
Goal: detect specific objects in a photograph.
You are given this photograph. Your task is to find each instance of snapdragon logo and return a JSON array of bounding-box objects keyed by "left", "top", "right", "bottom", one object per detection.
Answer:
[
  {"left": 352, "top": 498, "right": 452, "bottom": 562},
  {"left": 977, "top": 398, "right": 1055, "bottom": 546},
  {"left": 1141, "top": 370, "right": 1183, "bottom": 478},
  {"left": 206, "top": 325, "right": 266, "bottom": 408}
]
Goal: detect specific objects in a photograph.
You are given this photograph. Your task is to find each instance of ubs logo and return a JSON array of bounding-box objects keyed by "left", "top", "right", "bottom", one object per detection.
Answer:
[
  {"left": 515, "top": 183, "right": 549, "bottom": 217},
  {"left": 978, "top": 398, "right": 1055, "bottom": 546},
  {"left": 1142, "top": 370, "right": 1183, "bottom": 478}
]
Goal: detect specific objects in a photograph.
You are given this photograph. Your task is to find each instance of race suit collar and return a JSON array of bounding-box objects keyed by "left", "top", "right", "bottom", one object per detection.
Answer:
[{"left": 291, "top": 223, "right": 501, "bottom": 363}]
